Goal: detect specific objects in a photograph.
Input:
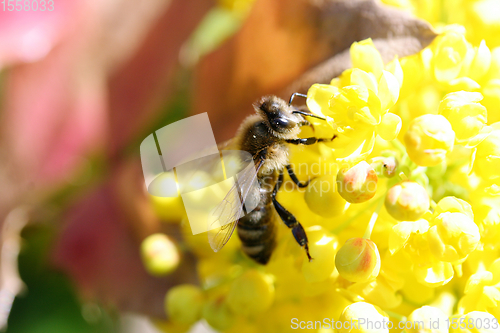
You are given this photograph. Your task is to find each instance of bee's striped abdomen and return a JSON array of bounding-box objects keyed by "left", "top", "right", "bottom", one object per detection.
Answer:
[{"left": 237, "top": 205, "right": 276, "bottom": 264}]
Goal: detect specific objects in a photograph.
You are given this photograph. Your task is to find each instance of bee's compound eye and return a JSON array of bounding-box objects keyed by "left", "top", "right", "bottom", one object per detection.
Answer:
[{"left": 272, "top": 117, "right": 295, "bottom": 131}]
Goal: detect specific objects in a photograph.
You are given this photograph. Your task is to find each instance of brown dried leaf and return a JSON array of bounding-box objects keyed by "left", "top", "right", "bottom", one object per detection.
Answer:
[
  {"left": 193, "top": 0, "right": 437, "bottom": 142},
  {"left": 284, "top": 36, "right": 436, "bottom": 96}
]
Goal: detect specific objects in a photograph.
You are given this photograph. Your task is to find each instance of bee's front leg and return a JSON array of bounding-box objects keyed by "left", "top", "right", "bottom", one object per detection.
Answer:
[
  {"left": 285, "top": 164, "right": 310, "bottom": 188},
  {"left": 286, "top": 134, "right": 337, "bottom": 145}
]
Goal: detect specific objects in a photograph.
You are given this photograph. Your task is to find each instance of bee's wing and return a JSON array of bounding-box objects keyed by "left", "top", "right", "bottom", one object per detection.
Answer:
[
  {"left": 208, "top": 157, "right": 264, "bottom": 252},
  {"left": 173, "top": 139, "right": 239, "bottom": 194}
]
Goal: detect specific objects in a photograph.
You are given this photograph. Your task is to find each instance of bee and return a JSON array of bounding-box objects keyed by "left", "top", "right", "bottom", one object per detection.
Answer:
[{"left": 208, "top": 93, "right": 335, "bottom": 264}]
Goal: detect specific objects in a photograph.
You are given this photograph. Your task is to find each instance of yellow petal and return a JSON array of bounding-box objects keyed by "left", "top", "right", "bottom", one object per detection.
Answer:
[
  {"left": 389, "top": 220, "right": 429, "bottom": 254},
  {"left": 414, "top": 261, "right": 454, "bottom": 287},
  {"left": 385, "top": 56, "right": 404, "bottom": 88},
  {"left": 350, "top": 38, "right": 384, "bottom": 78},
  {"left": 434, "top": 196, "right": 474, "bottom": 219},
  {"left": 469, "top": 40, "right": 492, "bottom": 82},
  {"left": 350, "top": 68, "right": 378, "bottom": 94},
  {"left": 400, "top": 54, "right": 425, "bottom": 98},
  {"left": 377, "top": 113, "right": 402, "bottom": 141},
  {"left": 378, "top": 70, "right": 400, "bottom": 110},
  {"left": 306, "top": 83, "right": 339, "bottom": 118},
  {"left": 464, "top": 271, "right": 493, "bottom": 293},
  {"left": 389, "top": 222, "right": 414, "bottom": 254},
  {"left": 445, "top": 77, "right": 481, "bottom": 91},
  {"left": 438, "top": 91, "right": 487, "bottom": 144}
]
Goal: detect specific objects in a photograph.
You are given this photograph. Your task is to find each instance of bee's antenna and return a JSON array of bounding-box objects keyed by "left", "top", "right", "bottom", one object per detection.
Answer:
[
  {"left": 292, "top": 110, "right": 326, "bottom": 121},
  {"left": 288, "top": 92, "right": 307, "bottom": 106},
  {"left": 289, "top": 92, "right": 326, "bottom": 121}
]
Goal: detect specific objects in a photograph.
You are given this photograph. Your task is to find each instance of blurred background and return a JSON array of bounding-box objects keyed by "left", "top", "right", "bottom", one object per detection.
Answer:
[{"left": 0, "top": 0, "right": 446, "bottom": 331}]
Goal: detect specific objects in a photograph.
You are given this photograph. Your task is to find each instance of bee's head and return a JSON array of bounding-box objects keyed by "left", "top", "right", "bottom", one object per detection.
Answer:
[{"left": 255, "top": 95, "right": 303, "bottom": 135}]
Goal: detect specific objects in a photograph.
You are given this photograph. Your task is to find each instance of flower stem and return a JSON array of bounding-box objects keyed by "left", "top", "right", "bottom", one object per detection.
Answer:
[
  {"left": 384, "top": 309, "right": 407, "bottom": 322},
  {"left": 390, "top": 138, "right": 407, "bottom": 156},
  {"left": 363, "top": 196, "right": 384, "bottom": 239}
]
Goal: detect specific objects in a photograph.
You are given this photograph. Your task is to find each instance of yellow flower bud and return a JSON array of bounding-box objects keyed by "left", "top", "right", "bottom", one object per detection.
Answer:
[
  {"left": 141, "top": 233, "right": 180, "bottom": 276},
  {"left": 149, "top": 172, "right": 186, "bottom": 222},
  {"left": 339, "top": 302, "right": 389, "bottom": 333},
  {"left": 404, "top": 114, "right": 455, "bottom": 166},
  {"left": 449, "top": 312, "right": 500, "bottom": 333},
  {"left": 428, "top": 212, "right": 480, "bottom": 262},
  {"left": 438, "top": 91, "right": 487, "bottom": 144},
  {"left": 385, "top": 181, "right": 430, "bottom": 221},
  {"left": 407, "top": 306, "right": 449, "bottom": 333},
  {"left": 305, "top": 174, "right": 347, "bottom": 218},
  {"left": 226, "top": 270, "right": 274, "bottom": 316},
  {"left": 335, "top": 238, "right": 381, "bottom": 283},
  {"left": 377, "top": 113, "right": 402, "bottom": 141},
  {"left": 382, "top": 156, "right": 398, "bottom": 178},
  {"left": 337, "top": 161, "right": 378, "bottom": 203},
  {"left": 434, "top": 196, "right": 474, "bottom": 219},
  {"left": 474, "top": 129, "right": 500, "bottom": 180},
  {"left": 202, "top": 297, "right": 235, "bottom": 331},
  {"left": 165, "top": 284, "right": 204, "bottom": 325},
  {"left": 148, "top": 172, "right": 178, "bottom": 197},
  {"left": 432, "top": 32, "right": 469, "bottom": 83}
]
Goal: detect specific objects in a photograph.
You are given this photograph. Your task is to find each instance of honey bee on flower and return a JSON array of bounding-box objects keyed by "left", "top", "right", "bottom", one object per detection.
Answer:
[{"left": 143, "top": 3, "right": 500, "bottom": 332}]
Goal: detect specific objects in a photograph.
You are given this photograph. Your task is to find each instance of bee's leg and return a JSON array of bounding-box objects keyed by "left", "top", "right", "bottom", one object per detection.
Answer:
[
  {"left": 286, "top": 164, "right": 310, "bottom": 188},
  {"left": 286, "top": 134, "right": 337, "bottom": 145},
  {"left": 272, "top": 170, "right": 313, "bottom": 261},
  {"left": 298, "top": 119, "right": 311, "bottom": 127}
]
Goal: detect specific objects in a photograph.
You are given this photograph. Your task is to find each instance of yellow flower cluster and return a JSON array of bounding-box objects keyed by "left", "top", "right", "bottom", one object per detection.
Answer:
[
  {"left": 144, "top": 11, "right": 500, "bottom": 333},
  {"left": 389, "top": 197, "right": 480, "bottom": 287},
  {"left": 382, "top": 0, "right": 500, "bottom": 49}
]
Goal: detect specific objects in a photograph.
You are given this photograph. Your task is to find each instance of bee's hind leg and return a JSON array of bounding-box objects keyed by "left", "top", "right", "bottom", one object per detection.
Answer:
[{"left": 272, "top": 170, "right": 313, "bottom": 261}]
